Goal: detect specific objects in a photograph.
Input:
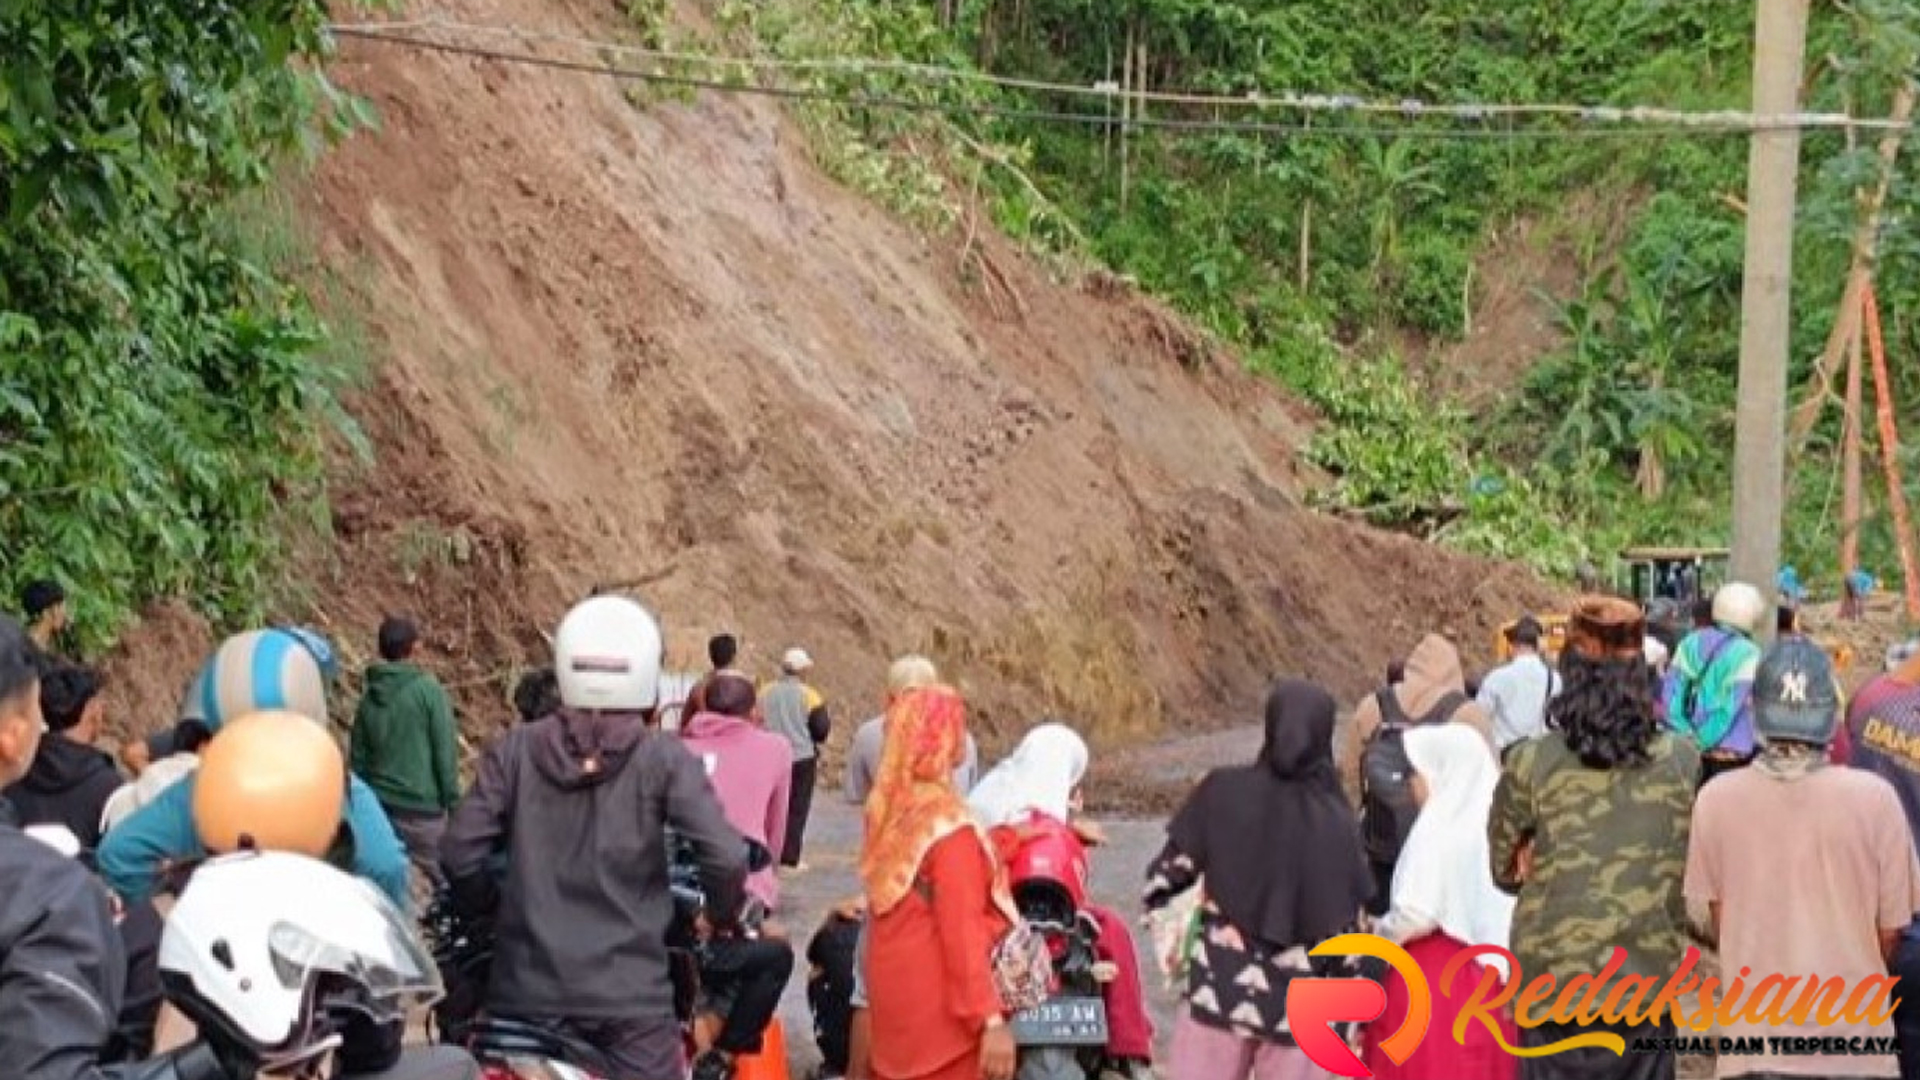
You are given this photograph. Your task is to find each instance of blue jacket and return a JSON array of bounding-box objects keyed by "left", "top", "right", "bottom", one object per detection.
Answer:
[{"left": 97, "top": 771, "right": 410, "bottom": 912}]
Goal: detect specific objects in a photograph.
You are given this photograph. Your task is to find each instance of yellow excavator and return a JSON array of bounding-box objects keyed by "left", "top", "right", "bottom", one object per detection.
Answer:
[{"left": 1494, "top": 546, "right": 1853, "bottom": 671}]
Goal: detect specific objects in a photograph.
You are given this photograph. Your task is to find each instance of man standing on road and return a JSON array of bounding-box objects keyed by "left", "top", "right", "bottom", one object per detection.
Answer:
[
  {"left": 1350, "top": 634, "right": 1492, "bottom": 913},
  {"left": 677, "top": 634, "right": 742, "bottom": 732},
  {"left": 762, "top": 647, "right": 830, "bottom": 870},
  {"left": 350, "top": 615, "right": 461, "bottom": 894},
  {"left": 844, "top": 655, "right": 975, "bottom": 805},
  {"left": 1842, "top": 645, "right": 1920, "bottom": 1079},
  {"left": 681, "top": 673, "right": 791, "bottom": 910},
  {"left": 1664, "top": 582, "right": 1766, "bottom": 787},
  {"left": 1479, "top": 617, "right": 1559, "bottom": 755},
  {"left": 1686, "top": 637, "right": 1920, "bottom": 1080}
]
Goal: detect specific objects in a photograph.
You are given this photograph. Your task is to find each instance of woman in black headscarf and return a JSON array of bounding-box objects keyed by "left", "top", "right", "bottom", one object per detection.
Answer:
[{"left": 1144, "top": 680, "right": 1374, "bottom": 1080}]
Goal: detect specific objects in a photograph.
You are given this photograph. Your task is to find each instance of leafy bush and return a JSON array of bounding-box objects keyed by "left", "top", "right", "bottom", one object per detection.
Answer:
[
  {"left": 0, "top": 1, "right": 361, "bottom": 651},
  {"left": 704, "top": 0, "right": 1920, "bottom": 583}
]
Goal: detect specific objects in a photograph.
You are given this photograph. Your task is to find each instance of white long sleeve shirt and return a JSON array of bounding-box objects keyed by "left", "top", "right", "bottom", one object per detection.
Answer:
[{"left": 1478, "top": 653, "right": 1559, "bottom": 751}]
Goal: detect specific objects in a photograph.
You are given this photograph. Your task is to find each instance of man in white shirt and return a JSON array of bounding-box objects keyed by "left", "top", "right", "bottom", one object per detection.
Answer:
[{"left": 1478, "top": 616, "right": 1559, "bottom": 754}]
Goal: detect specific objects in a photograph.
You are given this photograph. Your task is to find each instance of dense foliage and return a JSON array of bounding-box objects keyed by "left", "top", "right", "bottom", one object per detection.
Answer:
[
  {"left": 709, "top": 0, "right": 1920, "bottom": 586},
  {"left": 0, "top": 1, "right": 361, "bottom": 650}
]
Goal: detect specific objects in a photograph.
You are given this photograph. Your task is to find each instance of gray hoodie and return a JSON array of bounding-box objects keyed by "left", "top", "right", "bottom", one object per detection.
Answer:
[{"left": 441, "top": 710, "right": 747, "bottom": 1019}]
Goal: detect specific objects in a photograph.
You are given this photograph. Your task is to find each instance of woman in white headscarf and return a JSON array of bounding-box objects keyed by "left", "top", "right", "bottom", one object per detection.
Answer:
[
  {"left": 969, "top": 723, "right": 1155, "bottom": 1073},
  {"left": 967, "top": 722, "right": 1091, "bottom": 830},
  {"left": 1363, "top": 723, "right": 1517, "bottom": 1080}
]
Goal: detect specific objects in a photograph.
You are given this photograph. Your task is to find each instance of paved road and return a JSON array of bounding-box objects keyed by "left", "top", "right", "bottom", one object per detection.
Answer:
[{"left": 773, "top": 794, "right": 1182, "bottom": 1077}]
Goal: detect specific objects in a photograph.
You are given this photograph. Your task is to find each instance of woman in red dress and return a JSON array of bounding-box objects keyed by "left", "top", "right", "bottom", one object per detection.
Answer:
[
  {"left": 861, "top": 685, "right": 1018, "bottom": 1080},
  {"left": 1364, "top": 723, "right": 1519, "bottom": 1080}
]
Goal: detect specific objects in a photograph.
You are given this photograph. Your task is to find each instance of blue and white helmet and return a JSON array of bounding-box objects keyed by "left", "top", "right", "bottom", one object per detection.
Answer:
[{"left": 189, "top": 628, "right": 330, "bottom": 733}]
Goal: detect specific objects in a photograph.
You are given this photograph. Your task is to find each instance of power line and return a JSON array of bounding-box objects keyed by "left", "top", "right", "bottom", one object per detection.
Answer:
[
  {"left": 325, "top": 16, "right": 1912, "bottom": 134},
  {"left": 327, "top": 24, "right": 1874, "bottom": 141}
]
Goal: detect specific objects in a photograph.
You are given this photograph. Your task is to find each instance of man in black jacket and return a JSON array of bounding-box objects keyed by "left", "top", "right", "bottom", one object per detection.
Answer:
[
  {"left": 5, "top": 663, "right": 122, "bottom": 850},
  {"left": 0, "top": 612, "right": 224, "bottom": 1080},
  {"left": 443, "top": 596, "right": 747, "bottom": 1080}
]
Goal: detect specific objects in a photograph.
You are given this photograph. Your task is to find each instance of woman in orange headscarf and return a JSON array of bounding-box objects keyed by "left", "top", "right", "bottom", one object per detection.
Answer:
[{"left": 861, "top": 685, "right": 1017, "bottom": 1080}]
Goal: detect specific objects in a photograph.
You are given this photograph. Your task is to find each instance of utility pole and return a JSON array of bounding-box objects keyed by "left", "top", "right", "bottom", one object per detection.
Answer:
[{"left": 1730, "top": 0, "right": 1812, "bottom": 630}]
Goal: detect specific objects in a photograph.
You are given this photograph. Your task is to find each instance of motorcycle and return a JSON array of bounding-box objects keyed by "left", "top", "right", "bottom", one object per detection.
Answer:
[
  {"left": 997, "top": 812, "right": 1122, "bottom": 1080},
  {"left": 424, "top": 835, "right": 773, "bottom": 1080}
]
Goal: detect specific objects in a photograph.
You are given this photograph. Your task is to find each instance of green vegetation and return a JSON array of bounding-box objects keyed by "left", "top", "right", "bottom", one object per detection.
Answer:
[
  {"left": 697, "top": 0, "right": 1920, "bottom": 585},
  {"left": 0, "top": 1, "right": 364, "bottom": 651}
]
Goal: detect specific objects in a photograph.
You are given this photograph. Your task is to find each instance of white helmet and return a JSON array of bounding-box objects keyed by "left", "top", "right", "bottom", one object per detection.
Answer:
[
  {"left": 1712, "top": 581, "right": 1769, "bottom": 637},
  {"left": 554, "top": 595, "right": 664, "bottom": 712},
  {"left": 159, "top": 851, "right": 440, "bottom": 1065}
]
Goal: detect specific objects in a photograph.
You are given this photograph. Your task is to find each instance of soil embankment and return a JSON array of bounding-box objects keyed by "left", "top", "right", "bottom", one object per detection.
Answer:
[{"left": 103, "top": 0, "right": 1551, "bottom": 758}]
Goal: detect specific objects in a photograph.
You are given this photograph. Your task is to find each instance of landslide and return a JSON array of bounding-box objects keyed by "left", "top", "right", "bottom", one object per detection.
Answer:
[{"left": 106, "top": 0, "right": 1550, "bottom": 749}]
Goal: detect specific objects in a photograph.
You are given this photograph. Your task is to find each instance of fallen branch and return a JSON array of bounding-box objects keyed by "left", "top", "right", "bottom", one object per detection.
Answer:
[
  {"left": 949, "top": 128, "right": 1090, "bottom": 252},
  {"left": 976, "top": 247, "right": 1029, "bottom": 318}
]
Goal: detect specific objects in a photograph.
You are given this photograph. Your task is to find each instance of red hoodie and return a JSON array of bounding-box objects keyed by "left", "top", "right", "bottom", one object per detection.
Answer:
[{"left": 680, "top": 712, "right": 793, "bottom": 908}]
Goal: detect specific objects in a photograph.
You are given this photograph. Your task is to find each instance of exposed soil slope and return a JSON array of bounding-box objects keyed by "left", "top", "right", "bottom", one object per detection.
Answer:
[{"left": 105, "top": 0, "right": 1552, "bottom": 751}]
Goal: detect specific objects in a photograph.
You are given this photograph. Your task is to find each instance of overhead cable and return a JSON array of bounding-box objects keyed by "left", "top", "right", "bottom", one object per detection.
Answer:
[{"left": 325, "top": 16, "right": 1912, "bottom": 134}]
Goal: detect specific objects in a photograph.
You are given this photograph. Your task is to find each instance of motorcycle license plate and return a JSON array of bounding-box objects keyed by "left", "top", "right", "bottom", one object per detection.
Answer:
[{"left": 1010, "top": 995, "right": 1109, "bottom": 1046}]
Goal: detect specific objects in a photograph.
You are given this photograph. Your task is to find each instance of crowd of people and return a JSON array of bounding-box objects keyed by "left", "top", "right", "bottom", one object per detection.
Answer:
[
  {"left": 1258, "top": 584, "right": 1920, "bottom": 1080},
  {"left": 10, "top": 574, "right": 1920, "bottom": 1080}
]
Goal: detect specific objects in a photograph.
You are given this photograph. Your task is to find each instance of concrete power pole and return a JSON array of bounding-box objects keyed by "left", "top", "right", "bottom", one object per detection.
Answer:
[{"left": 1730, "top": 0, "right": 1813, "bottom": 623}]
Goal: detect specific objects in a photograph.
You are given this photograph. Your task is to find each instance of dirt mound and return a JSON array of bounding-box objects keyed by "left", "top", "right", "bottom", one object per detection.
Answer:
[{"left": 108, "top": 0, "right": 1551, "bottom": 755}]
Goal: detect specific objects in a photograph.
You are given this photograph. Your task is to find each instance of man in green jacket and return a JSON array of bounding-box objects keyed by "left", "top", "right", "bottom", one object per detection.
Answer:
[{"left": 350, "top": 615, "right": 460, "bottom": 894}]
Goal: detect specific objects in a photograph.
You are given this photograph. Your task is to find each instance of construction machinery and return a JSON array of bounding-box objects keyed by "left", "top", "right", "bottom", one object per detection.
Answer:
[
  {"left": 1494, "top": 547, "right": 1726, "bottom": 664},
  {"left": 1492, "top": 546, "right": 1851, "bottom": 672}
]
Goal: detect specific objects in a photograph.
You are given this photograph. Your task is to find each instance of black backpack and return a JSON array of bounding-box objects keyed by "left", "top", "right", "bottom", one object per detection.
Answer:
[{"left": 1360, "top": 688, "right": 1469, "bottom": 867}]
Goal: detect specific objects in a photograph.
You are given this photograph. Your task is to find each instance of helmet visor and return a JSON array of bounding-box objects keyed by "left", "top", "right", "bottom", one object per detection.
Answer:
[{"left": 266, "top": 878, "right": 442, "bottom": 1013}]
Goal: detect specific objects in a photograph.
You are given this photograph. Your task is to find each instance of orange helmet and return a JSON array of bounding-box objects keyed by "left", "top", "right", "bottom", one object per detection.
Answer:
[{"left": 191, "top": 710, "right": 345, "bottom": 857}]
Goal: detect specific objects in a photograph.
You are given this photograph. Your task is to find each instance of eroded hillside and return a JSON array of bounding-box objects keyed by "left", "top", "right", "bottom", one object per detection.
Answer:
[{"left": 103, "top": 0, "right": 1551, "bottom": 749}]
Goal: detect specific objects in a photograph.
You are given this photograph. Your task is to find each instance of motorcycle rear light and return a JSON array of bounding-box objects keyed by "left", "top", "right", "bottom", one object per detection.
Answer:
[{"left": 480, "top": 1067, "right": 518, "bottom": 1080}]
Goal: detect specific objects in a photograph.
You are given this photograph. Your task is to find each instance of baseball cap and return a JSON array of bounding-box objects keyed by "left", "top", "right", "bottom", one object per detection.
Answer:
[
  {"left": 782, "top": 647, "right": 814, "bottom": 673},
  {"left": 1753, "top": 637, "right": 1842, "bottom": 747}
]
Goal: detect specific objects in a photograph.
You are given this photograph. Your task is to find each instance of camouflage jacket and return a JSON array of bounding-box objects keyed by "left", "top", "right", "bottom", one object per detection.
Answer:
[{"left": 1489, "top": 731, "right": 1699, "bottom": 988}]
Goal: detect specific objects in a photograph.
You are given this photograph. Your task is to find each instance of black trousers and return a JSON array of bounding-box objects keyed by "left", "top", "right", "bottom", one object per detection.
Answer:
[
  {"left": 702, "top": 937, "right": 796, "bottom": 1055},
  {"left": 1520, "top": 1017, "right": 1675, "bottom": 1080},
  {"left": 782, "top": 758, "right": 818, "bottom": 867},
  {"left": 1894, "top": 928, "right": 1920, "bottom": 1080}
]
